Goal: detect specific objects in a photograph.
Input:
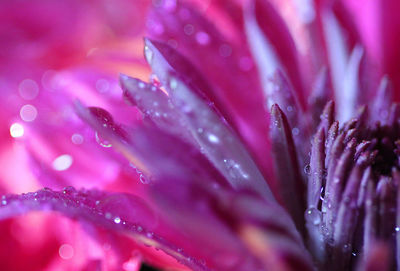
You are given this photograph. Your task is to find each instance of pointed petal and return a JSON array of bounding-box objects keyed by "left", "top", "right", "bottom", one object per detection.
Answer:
[
  {"left": 371, "top": 76, "right": 392, "bottom": 124},
  {"left": 323, "top": 139, "right": 357, "bottom": 237},
  {"left": 308, "top": 68, "right": 332, "bottom": 130},
  {"left": 332, "top": 163, "right": 365, "bottom": 269},
  {"left": 308, "top": 127, "right": 325, "bottom": 209},
  {"left": 245, "top": 0, "right": 306, "bottom": 105},
  {"left": 325, "top": 121, "right": 339, "bottom": 168},
  {"left": 269, "top": 104, "right": 305, "bottom": 232},
  {"left": 317, "top": 101, "right": 335, "bottom": 135},
  {"left": 265, "top": 71, "right": 311, "bottom": 173},
  {"left": 341, "top": 45, "right": 364, "bottom": 122}
]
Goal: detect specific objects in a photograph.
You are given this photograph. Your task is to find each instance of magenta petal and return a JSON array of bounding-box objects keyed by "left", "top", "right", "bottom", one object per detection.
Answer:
[
  {"left": 146, "top": 4, "right": 274, "bottom": 189},
  {"left": 246, "top": 0, "right": 306, "bottom": 106},
  {"left": 0, "top": 188, "right": 209, "bottom": 271}
]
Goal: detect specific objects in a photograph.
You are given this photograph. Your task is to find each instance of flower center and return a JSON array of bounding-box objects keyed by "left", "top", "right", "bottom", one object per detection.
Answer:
[{"left": 305, "top": 103, "right": 400, "bottom": 270}]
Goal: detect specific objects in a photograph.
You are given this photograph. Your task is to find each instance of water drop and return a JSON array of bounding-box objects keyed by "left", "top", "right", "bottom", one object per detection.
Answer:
[
  {"left": 169, "top": 78, "right": 178, "bottom": 90},
  {"left": 305, "top": 207, "right": 322, "bottom": 225},
  {"left": 304, "top": 164, "right": 311, "bottom": 175},
  {"left": 292, "top": 127, "right": 300, "bottom": 136},
  {"left": 63, "top": 186, "right": 76, "bottom": 195},
  {"left": 208, "top": 134, "right": 219, "bottom": 144},
  {"left": 1, "top": 199, "right": 7, "bottom": 205},
  {"left": 114, "top": 217, "right": 121, "bottom": 224},
  {"left": 139, "top": 174, "right": 150, "bottom": 184},
  {"left": 395, "top": 226, "right": 400, "bottom": 232},
  {"left": 95, "top": 132, "right": 112, "bottom": 148}
]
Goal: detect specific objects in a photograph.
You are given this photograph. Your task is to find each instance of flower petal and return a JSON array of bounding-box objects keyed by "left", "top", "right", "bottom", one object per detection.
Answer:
[
  {"left": 147, "top": 1, "right": 274, "bottom": 186},
  {"left": 141, "top": 39, "right": 275, "bottom": 200},
  {"left": 0, "top": 188, "right": 209, "bottom": 271},
  {"left": 269, "top": 104, "right": 305, "bottom": 233},
  {"left": 245, "top": 0, "right": 306, "bottom": 106}
]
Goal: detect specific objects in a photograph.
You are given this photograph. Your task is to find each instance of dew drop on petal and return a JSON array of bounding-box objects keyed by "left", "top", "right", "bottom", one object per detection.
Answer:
[
  {"left": 208, "top": 134, "right": 219, "bottom": 144},
  {"left": 305, "top": 207, "right": 322, "bottom": 225},
  {"left": 114, "top": 217, "right": 121, "bottom": 224},
  {"left": 395, "top": 226, "right": 400, "bottom": 232},
  {"left": 52, "top": 154, "right": 73, "bottom": 171},
  {"left": 59, "top": 244, "right": 74, "bottom": 260},
  {"left": 20, "top": 104, "right": 38, "bottom": 122},
  {"left": 95, "top": 132, "right": 112, "bottom": 148},
  {"left": 10, "top": 123, "right": 24, "bottom": 138},
  {"left": 304, "top": 164, "right": 311, "bottom": 175}
]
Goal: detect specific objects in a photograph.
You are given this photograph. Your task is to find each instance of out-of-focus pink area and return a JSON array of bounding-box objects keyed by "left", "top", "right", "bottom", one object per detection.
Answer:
[{"left": 0, "top": 0, "right": 165, "bottom": 270}]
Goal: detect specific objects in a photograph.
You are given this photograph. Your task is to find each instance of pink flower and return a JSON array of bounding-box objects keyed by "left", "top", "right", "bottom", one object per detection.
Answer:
[{"left": 1, "top": 0, "right": 400, "bottom": 270}]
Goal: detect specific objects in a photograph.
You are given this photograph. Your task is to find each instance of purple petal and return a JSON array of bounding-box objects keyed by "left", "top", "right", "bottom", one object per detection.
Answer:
[
  {"left": 308, "top": 68, "right": 332, "bottom": 130},
  {"left": 269, "top": 104, "right": 305, "bottom": 232},
  {"left": 371, "top": 76, "right": 392, "bottom": 124},
  {"left": 308, "top": 127, "right": 325, "bottom": 209},
  {"left": 163, "top": 74, "right": 275, "bottom": 201},
  {"left": 322, "top": 10, "right": 349, "bottom": 122},
  {"left": 323, "top": 138, "right": 357, "bottom": 238},
  {"left": 332, "top": 163, "right": 365, "bottom": 269},
  {"left": 76, "top": 102, "right": 228, "bottom": 188},
  {"left": 341, "top": 45, "right": 364, "bottom": 122},
  {"left": 139, "top": 41, "right": 275, "bottom": 200},
  {"left": 150, "top": 175, "right": 313, "bottom": 271},
  {"left": 120, "top": 74, "right": 195, "bottom": 145}
]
